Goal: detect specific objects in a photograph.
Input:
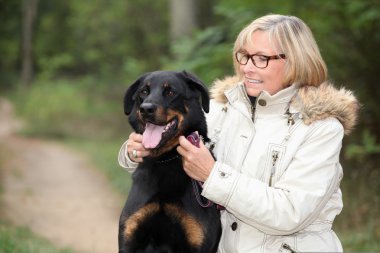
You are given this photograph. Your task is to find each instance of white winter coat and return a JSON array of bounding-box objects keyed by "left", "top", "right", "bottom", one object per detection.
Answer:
[
  {"left": 201, "top": 77, "right": 358, "bottom": 253},
  {"left": 118, "top": 77, "right": 359, "bottom": 253}
]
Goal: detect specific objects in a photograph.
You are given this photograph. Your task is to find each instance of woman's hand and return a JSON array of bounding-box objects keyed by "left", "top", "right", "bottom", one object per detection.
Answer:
[
  {"left": 126, "top": 132, "right": 150, "bottom": 163},
  {"left": 177, "top": 136, "right": 215, "bottom": 182}
]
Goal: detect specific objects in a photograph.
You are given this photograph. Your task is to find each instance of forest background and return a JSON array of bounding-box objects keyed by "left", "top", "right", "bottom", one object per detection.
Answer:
[{"left": 0, "top": 0, "right": 379, "bottom": 251}]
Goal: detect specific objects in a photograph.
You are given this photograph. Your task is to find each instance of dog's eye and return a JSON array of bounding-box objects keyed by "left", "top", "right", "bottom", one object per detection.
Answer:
[
  {"left": 165, "top": 89, "right": 175, "bottom": 97},
  {"left": 140, "top": 88, "right": 149, "bottom": 96}
]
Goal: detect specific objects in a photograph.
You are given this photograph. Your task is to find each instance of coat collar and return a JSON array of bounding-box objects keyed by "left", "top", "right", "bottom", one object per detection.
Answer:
[
  {"left": 210, "top": 76, "right": 360, "bottom": 135},
  {"left": 224, "top": 83, "right": 297, "bottom": 117}
]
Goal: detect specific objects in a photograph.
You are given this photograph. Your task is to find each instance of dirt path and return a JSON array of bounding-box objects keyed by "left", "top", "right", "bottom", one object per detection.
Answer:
[{"left": 0, "top": 98, "right": 123, "bottom": 253}]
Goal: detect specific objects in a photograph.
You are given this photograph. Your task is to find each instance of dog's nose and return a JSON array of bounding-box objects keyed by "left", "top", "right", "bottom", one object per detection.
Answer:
[{"left": 140, "top": 103, "right": 157, "bottom": 116}]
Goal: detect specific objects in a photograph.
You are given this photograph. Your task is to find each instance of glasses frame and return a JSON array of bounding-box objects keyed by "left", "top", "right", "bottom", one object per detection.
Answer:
[{"left": 235, "top": 52, "right": 286, "bottom": 69}]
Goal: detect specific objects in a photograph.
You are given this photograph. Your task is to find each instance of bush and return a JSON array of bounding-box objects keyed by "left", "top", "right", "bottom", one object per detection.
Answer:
[{"left": 12, "top": 78, "right": 125, "bottom": 139}]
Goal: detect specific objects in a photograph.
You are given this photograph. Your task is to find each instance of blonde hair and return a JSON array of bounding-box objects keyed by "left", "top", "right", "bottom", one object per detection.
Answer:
[{"left": 233, "top": 14, "right": 327, "bottom": 87}]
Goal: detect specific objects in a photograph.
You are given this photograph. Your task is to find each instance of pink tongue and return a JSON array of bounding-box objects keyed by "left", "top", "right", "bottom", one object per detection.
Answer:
[{"left": 142, "top": 123, "right": 166, "bottom": 149}]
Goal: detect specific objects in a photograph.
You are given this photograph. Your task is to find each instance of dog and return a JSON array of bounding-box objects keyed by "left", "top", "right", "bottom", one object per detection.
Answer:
[{"left": 119, "top": 70, "right": 221, "bottom": 253}]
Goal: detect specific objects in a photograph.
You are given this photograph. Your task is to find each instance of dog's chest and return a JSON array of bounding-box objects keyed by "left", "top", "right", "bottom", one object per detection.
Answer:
[{"left": 133, "top": 160, "right": 190, "bottom": 198}]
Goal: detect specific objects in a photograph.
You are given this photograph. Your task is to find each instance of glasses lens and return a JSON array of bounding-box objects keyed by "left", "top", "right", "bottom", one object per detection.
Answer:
[
  {"left": 236, "top": 52, "right": 249, "bottom": 65},
  {"left": 252, "top": 55, "right": 268, "bottom": 68}
]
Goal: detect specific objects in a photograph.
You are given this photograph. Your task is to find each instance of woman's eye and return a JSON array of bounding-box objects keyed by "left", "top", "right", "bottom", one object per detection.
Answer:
[{"left": 258, "top": 55, "right": 268, "bottom": 62}]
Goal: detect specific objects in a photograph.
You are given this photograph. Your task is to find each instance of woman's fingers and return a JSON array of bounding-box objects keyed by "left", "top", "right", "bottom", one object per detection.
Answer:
[
  {"left": 177, "top": 136, "right": 215, "bottom": 182},
  {"left": 127, "top": 132, "right": 150, "bottom": 162}
]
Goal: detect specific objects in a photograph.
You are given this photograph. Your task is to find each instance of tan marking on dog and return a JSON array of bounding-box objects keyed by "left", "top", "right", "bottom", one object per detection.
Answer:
[
  {"left": 167, "top": 109, "right": 184, "bottom": 130},
  {"left": 164, "top": 110, "right": 184, "bottom": 147},
  {"left": 164, "top": 204, "right": 204, "bottom": 248},
  {"left": 124, "top": 203, "right": 160, "bottom": 240},
  {"left": 154, "top": 106, "right": 167, "bottom": 123}
]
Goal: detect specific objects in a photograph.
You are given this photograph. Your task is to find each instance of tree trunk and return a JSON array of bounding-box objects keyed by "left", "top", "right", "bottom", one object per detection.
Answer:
[
  {"left": 21, "top": 0, "right": 39, "bottom": 87},
  {"left": 169, "top": 0, "right": 198, "bottom": 41}
]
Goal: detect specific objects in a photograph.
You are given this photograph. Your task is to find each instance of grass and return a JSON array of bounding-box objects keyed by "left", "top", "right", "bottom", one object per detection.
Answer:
[
  {"left": 340, "top": 230, "right": 380, "bottom": 251},
  {"left": 0, "top": 221, "right": 76, "bottom": 253}
]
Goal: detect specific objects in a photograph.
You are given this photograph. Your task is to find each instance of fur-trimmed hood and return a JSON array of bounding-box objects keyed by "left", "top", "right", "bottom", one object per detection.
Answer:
[{"left": 210, "top": 76, "right": 360, "bottom": 135}]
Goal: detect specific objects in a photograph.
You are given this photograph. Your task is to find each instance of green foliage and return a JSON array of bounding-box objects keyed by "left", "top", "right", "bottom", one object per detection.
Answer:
[
  {"left": 0, "top": 0, "right": 170, "bottom": 82},
  {"left": 164, "top": 26, "right": 233, "bottom": 85},
  {"left": 0, "top": 221, "right": 75, "bottom": 253},
  {"left": 12, "top": 79, "right": 124, "bottom": 139},
  {"left": 14, "top": 80, "right": 86, "bottom": 137},
  {"left": 335, "top": 169, "right": 380, "bottom": 251},
  {"left": 345, "top": 129, "right": 380, "bottom": 160},
  {"left": 340, "top": 230, "right": 380, "bottom": 252}
]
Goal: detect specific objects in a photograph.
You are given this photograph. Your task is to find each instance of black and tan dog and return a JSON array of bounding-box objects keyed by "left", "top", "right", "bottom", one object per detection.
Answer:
[{"left": 119, "top": 70, "right": 221, "bottom": 253}]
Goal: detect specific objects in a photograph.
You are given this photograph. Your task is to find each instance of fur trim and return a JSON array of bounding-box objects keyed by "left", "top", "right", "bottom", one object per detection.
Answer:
[
  {"left": 209, "top": 76, "right": 360, "bottom": 135},
  {"left": 210, "top": 76, "right": 240, "bottom": 103},
  {"left": 292, "top": 81, "right": 360, "bottom": 135}
]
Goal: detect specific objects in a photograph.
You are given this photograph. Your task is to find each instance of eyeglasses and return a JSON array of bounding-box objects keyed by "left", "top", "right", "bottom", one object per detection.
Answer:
[{"left": 235, "top": 52, "right": 286, "bottom": 69}]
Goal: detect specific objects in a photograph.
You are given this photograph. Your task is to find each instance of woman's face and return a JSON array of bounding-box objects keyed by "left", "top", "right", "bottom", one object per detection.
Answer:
[{"left": 238, "top": 30, "right": 286, "bottom": 97}]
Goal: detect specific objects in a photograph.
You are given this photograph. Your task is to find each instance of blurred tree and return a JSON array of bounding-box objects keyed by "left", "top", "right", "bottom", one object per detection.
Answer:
[
  {"left": 169, "top": 0, "right": 197, "bottom": 41},
  {"left": 21, "top": 0, "right": 39, "bottom": 87},
  {"left": 0, "top": 0, "right": 21, "bottom": 88},
  {"left": 324, "top": 1, "right": 379, "bottom": 139},
  {"left": 197, "top": 0, "right": 217, "bottom": 28},
  {"left": 123, "top": 0, "right": 169, "bottom": 73},
  {"left": 0, "top": 0, "right": 215, "bottom": 85},
  {"left": 26, "top": 0, "right": 170, "bottom": 82}
]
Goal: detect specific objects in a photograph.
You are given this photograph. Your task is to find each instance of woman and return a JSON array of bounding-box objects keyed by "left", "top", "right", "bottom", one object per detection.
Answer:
[{"left": 120, "top": 14, "right": 359, "bottom": 252}]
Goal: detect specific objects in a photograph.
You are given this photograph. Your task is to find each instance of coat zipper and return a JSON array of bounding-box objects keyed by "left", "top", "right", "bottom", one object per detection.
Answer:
[
  {"left": 269, "top": 150, "right": 279, "bottom": 186},
  {"left": 268, "top": 111, "right": 302, "bottom": 186},
  {"left": 280, "top": 243, "right": 298, "bottom": 253},
  {"left": 251, "top": 102, "right": 256, "bottom": 122},
  {"left": 241, "top": 84, "right": 257, "bottom": 123}
]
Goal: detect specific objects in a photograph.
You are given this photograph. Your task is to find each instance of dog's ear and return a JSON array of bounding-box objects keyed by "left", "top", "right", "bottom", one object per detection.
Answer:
[
  {"left": 180, "top": 70, "right": 210, "bottom": 113},
  {"left": 124, "top": 73, "right": 150, "bottom": 115}
]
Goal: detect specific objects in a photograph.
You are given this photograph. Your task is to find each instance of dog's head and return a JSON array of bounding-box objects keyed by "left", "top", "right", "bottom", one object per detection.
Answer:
[{"left": 124, "top": 70, "right": 209, "bottom": 157}]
